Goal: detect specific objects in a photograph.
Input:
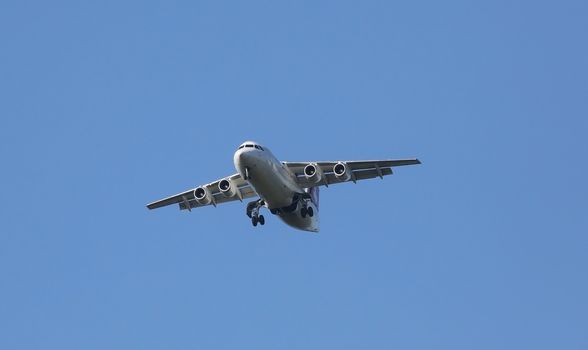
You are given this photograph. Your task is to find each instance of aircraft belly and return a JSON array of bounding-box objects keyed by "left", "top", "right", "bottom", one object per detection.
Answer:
[
  {"left": 235, "top": 150, "right": 320, "bottom": 232},
  {"left": 246, "top": 156, "right": 296, "bottom": 209},
  {"left": 277, "top": 202, "right": 320, "bottom": 233}
]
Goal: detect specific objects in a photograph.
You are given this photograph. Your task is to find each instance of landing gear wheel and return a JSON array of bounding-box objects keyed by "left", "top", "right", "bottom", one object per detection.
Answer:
[
  {"left": 252, "top": 216, "right": 258, "bottom": 227},
  {"left": 307, "top": 206, "right": 314, "bottom": 217},
  {"left": 259, "top": 215, "right": 265, "bottom": 225},
  {"left": 301, "top": 207, "right": 307, "bottom": 218}
]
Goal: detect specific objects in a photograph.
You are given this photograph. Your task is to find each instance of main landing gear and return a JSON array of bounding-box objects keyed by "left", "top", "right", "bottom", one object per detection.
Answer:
[
  {"left": 300, "top": 202, "right": 314, "bottom": 218},
  {"left": 251, "top": 214, "right": 265, "bottom": 227},
  {"left": 246, "top": 199, "right": 265, "bottom": 227}
]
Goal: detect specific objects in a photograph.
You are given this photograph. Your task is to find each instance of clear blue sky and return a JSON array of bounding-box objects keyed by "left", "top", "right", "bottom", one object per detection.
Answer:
[{"left": 1, "top": 1, "right": 587, "bottom": 349}]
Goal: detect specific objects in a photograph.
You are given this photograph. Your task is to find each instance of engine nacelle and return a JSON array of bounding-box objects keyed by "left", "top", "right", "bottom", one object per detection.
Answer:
[
  {"left": 218, "top": 178, "right": 237, "bottom": 197},
  {"left": 333, "top": 162, "right": 352, "bottom": 181},
  {"left": 304, "top": 163, "right": 324, "bottom": 184},
  {"left": 194, "top": 186, "right": 213, "bottom": 205}
]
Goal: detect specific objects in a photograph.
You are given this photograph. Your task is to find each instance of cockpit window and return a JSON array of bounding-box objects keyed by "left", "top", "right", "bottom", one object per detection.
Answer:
[{"left": 238, "top": 144, "right": 263, "bottom": 150}]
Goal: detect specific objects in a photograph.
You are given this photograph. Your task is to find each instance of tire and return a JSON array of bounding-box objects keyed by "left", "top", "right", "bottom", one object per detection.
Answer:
[
  {"left": 252, "top": 216, "right": 258, "bottom": 227},
  {"left": 307, "top": 206, "right": 314, "bottom": 217},
  {"left": 301, "top": 207, "right": 307, "bottom": 218},
  {"left": 259, "top": 215, "right": 265, "bottom": 225}
]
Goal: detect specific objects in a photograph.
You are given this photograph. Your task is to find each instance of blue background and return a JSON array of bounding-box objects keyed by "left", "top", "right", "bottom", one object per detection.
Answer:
[{"left": 1, "top": 1, "right": 587, "bottom": 349}]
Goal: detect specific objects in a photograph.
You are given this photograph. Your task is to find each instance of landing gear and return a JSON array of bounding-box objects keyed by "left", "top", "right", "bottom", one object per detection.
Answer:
[
  {"left": 300, "top": 201, "right": 314, "bottom": 218},
  {"left": 246, "top": 199, "right": 266, "bottom": 227},
  {"left": 251, "top": 214, "right": 265, "bottom": 226}
]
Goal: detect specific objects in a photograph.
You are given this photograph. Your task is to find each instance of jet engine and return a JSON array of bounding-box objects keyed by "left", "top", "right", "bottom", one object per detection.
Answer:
[
  {"left": 218, "top": 178, "right": 237, "bottom": 197},
  {"left": 333, "top": 162, "right": 352, "bottom": 181},
  {"left": 304, "top": 163, "right": 324, "bottom": 184},
  {"left": 194, "top": 186, "right": 213, "bottom": 205}
]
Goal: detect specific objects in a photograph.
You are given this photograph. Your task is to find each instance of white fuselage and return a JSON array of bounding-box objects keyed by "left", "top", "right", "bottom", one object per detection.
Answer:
[{"left": 233, "top": 146, "right": 319, "bottom": 232}]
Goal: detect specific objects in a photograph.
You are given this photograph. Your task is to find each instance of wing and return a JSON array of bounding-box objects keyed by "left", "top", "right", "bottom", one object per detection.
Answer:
[
  {"left": 283, "top": 159, "right": 421, "bottom": 188},
  {"left": 146, "top": 173, "right": 258, "bottom": 211}
]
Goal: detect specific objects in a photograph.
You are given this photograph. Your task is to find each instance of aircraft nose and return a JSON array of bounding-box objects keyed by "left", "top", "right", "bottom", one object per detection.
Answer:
[
  {"left": 237, "top": 148, "right": 248, "bottom": 160},
  {"left": 233, "top": 148, "right": 250, "bottom": 167}
]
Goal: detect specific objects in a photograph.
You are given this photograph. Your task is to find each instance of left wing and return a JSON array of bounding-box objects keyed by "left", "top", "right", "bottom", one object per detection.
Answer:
[
  {"left": 283, "top": 159, "right": 421, "bottom": 188},
  {"left": 146, "top": 173, "right": 257, "bottom": 211}
]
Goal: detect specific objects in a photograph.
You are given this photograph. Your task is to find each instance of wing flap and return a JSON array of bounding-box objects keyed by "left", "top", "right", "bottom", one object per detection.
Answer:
[
  {"left": 347, "top": 159, "right": 421, "bottom": 170},
  {"left": 351, "top": 167, "right": 393, "bottom": 180}
]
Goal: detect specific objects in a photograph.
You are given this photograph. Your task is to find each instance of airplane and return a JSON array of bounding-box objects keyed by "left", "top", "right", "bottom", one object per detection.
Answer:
[{"left": 146, "top": 141, "right": 421, "bottom": 232}]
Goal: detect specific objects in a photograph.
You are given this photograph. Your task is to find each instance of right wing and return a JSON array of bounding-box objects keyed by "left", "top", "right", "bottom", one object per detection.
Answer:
[{"left": 146, "top": 173, "right": 258, "bottom": 211}]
